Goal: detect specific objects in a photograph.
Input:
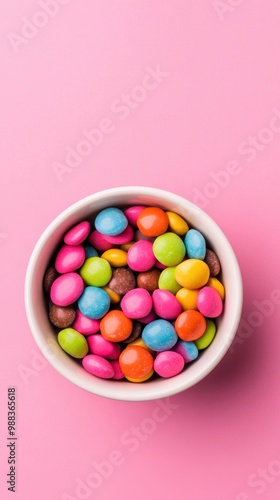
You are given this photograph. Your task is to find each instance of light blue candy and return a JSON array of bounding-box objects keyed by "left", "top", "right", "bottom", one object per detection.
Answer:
[
  {"left": 95, "top": 207, "right": 128, "bottom": 236},
  {"left": 173, "top": 340, "right": 198, "bottom": 363},
  {"left": 83, "top": 245, "right": 98, "bottom": 258},
  {"left": 78, "top": 286, "right": 110, "bottom": 319},
  {"left": 184, "top": 229, "right": 206, "bottom": 259},
  {"left": 142, "top": 319, "right": 178, "bottom": 352}
]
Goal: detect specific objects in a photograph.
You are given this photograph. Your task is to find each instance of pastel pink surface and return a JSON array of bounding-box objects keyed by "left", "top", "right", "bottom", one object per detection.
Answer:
[{"left": 2, "top": 1, "right": 280, "bottom": 500}]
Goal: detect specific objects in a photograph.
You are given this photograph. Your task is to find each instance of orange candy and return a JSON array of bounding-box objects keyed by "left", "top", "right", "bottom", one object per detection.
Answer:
[
  {"left": 175, "top": 310, "right": 206, "bottom": 341},
  {"left": 100, "top": 310, "right": 133, "bottom": 342},
  {"left": 137, "top": 207, "right": 169, "bottom": 237},
  {"left": 119, "top": 345, "right": 154, "bottom": 380}
]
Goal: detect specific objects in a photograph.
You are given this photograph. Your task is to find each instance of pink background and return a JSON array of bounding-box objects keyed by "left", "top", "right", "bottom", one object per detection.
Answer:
[{"left": 1, "top": 1, "right": 280, "bottom": 499}]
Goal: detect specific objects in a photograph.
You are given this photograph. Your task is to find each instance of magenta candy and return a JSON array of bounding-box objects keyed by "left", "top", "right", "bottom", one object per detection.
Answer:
[
  {"left": 50, "top": 272, "right": 84, "bottom": 306},
  {"left": 73, "top": 310, "right": 100, "bottom": 335},
  {"left": 123, "top": 206, "right": 146, "bottom": 227},
  {"left": 89, "top": 230, "right": 114, "bottom": 251},
  {"left": 127, "top": 240, "right": 156, "bottom": 272},
  {"left": 110, "top": 360, "right": 125, "bottom": 380},
  {"left": 103, "top": 224, "right": 134, "bottom": 245},
  {"left": 121, "top": 288, "right": 153, "bottom": 319},
  {"left": 87, "top": 334, "right": 121, "bottom": 360},
  {"left": 55, "top": 245, "right": 85, "bottom": 274},
  {"left": 64, "top": 221, "right": 90, "bottom": 245},
  {"left": 82, "top": 354, "right": 114, "bottom": 379},
  {"left": 152, "top": 289, "right": 182, "bottom": 320},
  {"left": 197, "top": 286, "right": 223, "bottom": 318},
  {"left": 138, "top": 310, "right": 157, "bottom": 324},
  {"left": 154, "top": 351, "right": 185, "bottom": 378}
]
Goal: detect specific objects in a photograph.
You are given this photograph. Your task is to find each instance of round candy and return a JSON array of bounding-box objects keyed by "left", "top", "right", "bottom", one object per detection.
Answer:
[
  {"left": 64, "top": 221, "right": 90, "bottom": 246},
  {"left": 176, "top": 288, "right": 199, "bottom": 310},
  {"left": 154, "top": 351, "right": 185, "bottom": 378},
  {"left": 55, "top": 245, "right": 85, "bottom": 274},
  {"left": 137, "top": 268, "right": 161, "bottom": 292},
  {"left": 127, "top": 240, "right": 156, "bottom": 272},
  {"left": 108, "top": 268, "right": 136, "bottom": 295},
  {"left": 197, "top": 286, "right": 223, "bottom": 318},
  {"left": 82, "top": 354, "right": 114, "bottom": 379},
  {"left": 102, "top": 225, "right": 134, "bottom": 245},
  {"left": 88, "top": 230, "right": 114, "bottom": 251},
  {"left": 153, "top": 232, "right": 186, "bottom": 266},
  {"left": 122, "top": 321, "right": 142, "bottom": 344},
  {"left": 175, "top": 310, "right": 206, "bottom": 341},
  {"left": 137, "top": 206, "right": 169, "bottom": 237},
  {"left": 78, "top": 286, "right": 110, "bottom": 319},
  {"left": 111, "top": 359, "right": 125, "bottom": 379},
  {"left": 121, "top": 288, "right": 153, "bottom": 319},
  {"left": 49, "top": 304, "right": 76, "bottom": 328},
  {"left": 80, "top": 256, "right": 112, "bottom": 287},
  {"left": 175, "top": 259, "right": 210, "bottom": 289},
  {"left": 204, "top": 249, "right": 221, "bottom": 276},
  {"left": 129, "top": 338, "right": 154, "bottom": 353},
  {"left": 58, "top": 328, "right": 88, "bottom": 358},
  {"left": 173, "top": 340, "right": 199, "bottom": 362},
  {"left": 73, "top": 311, "right": 100, "bottom": 335},
  {"left": 50, "top": 272, "right": 84, "bottom": 306},
  {"left": 152, "top": 289, "right": 182, "bottom": 320},
  {"left": 83, "top": 245, "right": 98, "bottom": 258},
  {"left": 158, "top": 266, "right": 182, "bottom": 294},
  {"left": 43, "top": 267, "right": 58, "bottom": 293},
  {"left": 101, "top": 248, "right": 127, "bottom": 267},
  {"left": 119, "top": 345, "right": 154, "bottom": 380},
  {"left": 95, "top": 207, "right": 128, "bottom": 236},
  {"left": 137, "top": 310, "right": 157, "bottom": 324},
  {"left": 184, "top": 229, "right": 206, "bottom": 260},
  {"left": 125, "top": 369, "right": 154, "bottom": 383},
  {"left": 166, "top": 211, "right": 189, "bottom": 235},
  {"left": 207, "top": 277, "right": 225, "bottom": 300},
  {"left": 87, "top": 334, "right": 121, "bottom": 359},
  {"left": 142, "top": 319, "right": 177, "bottom": 352},
  {"left": 123, "top": 206, "right": 145, "bottom": 226},
  {"left": 100, "top": 310, "right": 133, "bottom": 342},
  {"left": 102, "top": 286, "right": 121, "bottom": 304},
  {"left": 195, "top": 319, "right": 216, "bottom": 349}
]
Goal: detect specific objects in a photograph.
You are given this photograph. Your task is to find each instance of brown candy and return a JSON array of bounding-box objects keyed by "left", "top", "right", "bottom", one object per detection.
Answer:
[
  {"left": 137, "top": 268, "right": 161, "bottom": 293},
  {"left": 108, "top": 268, "right": 136, "bottom": 295},
  {"left": 49, "top": 304, "right": 76, "bottom": 329},
  {"left": 122, "top": 321, "right": 142, "bottom": 344},
  {"left": 43, "top": 267, "right": 58, "bottom": 293},
  {"left": 204, "top": 249, "right": 221, "bottom": 276}
]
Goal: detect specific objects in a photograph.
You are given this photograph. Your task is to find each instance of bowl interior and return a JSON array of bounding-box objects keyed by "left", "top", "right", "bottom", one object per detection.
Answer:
[{"left": 25, "top": 187, "right": 243, "bottom": 401}]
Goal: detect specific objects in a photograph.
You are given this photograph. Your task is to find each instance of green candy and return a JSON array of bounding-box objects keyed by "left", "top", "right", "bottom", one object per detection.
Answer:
[
  {"left": 195, "top": 320, "right": 216, "bottom": 350},
  {"left": 80, "top": 256, "right": 112, "bottom": 286},
  {"left": 153, "top": 232, "right": 186, "bottom": 267},
  {"left": 58, "top": 328, "right": 89, "bottom": 358},
  {"left": 158, "top": 266, "right": 182, "bottom": 294}
]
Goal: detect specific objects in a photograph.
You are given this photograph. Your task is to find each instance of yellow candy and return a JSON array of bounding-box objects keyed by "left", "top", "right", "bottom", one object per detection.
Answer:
[
  {"left": 129, "top": 338, "right": 154, "bottom": 354},
  {"left": 176, "top": 288, "right": 199, "bottom": 310},
  {"left": 166, "top": 211, "right": 189, "bottom": 235},
  {"left": 101, "top": 249, "right": 127, "bottom": 267},
  {"left": 125, "top": 369, "right": 154, "bottom": 383},
  {"left": 175, "top": 259, "right": 210, "bottom": 289},
  {"left": 207, "top": 277, "right": 225, "bottom": 300},
  {"left": 102, "top": 286, "right": 121, "bottom": 304},
  {"left": 120, "top": 241, "right": 135, "bottom": 251}
]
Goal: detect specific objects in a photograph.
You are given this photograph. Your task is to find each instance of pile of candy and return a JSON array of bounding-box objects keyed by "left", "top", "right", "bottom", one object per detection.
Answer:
[{"left": 43, "top": 205, "right": 225, "bottom": 382}]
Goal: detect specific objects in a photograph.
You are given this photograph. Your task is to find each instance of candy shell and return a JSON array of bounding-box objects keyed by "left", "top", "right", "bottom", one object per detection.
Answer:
[
  {"left": 43, "top": 267, "right": 58, "bottom": 293},
  {"left": 142, "top": 319, "right": 177, "bottom": 352},
  {"left": 64, "top": 221, "right": 90, "bottom": 245},
  {"left": 78, "top": 286, "right": 110, "bottom": 319},
  {"left": 176, "top": 288, "right": 199, "bottom": 310},
  {"left": 102, "top": 225, "right": 134, "bottom": 245},
  {"left": 58, "top": 328, "right": 88, "bottom": 358},
  {"left": 158, "top": 266, "right": 182, "bottom": 294},
  {"left": 108, "top": 268, "right": 136, "bottom": 295},
  {"left": 80, "top": 257, "right": 112, "bottom": 287},
  {"left": 55, "top": 245, "right": 85, "bottom": 274},
  {"left": 82, "top": 354, "right": 114, "bottom": 379},
  {"left": 175, "top": 259, "right": 210, "bottom": 289},
  {"left": 154, "top": 351, "right": 185, "bottom": 378},
  {"left": 119, "top": 345, "right": 154, "bottom": 380},
  {"left": 101, "top": 248, "right": 127, "bottom": 267},
  {"left": 197, "top": 286, "right": 223, "bottom": 318},
  {"left": 100, "top": 310, "right": 133, "bottom": 342},
  {"left": 127, "top": 240, "right": 156, "bottom": 272},
  {"left": 166, "top": 211, "right": 189, "bottom": 235},
  {"left": 152, "top": 289, "right": 182, "bottom": 320},
  {"left": 95, "top": 207, "right": 128, "bottom": 236},
  {"left": 184, "top": 229, "right": 206, "bottom": 260},
  {"left": 121, "top": 288, "right": 153, "bottom": 319},
  {"left": 89, "top": 230, "right": 114, "bottom": 251},
  {"left": 111, "top": 359, "right": 125, "bottom": 379},
  {"left": 195, "top": 319, "right": 216, "bottom": 349},
  {"left": 72, "top": 310, "right": 100, "bottom": 335},
  {"left": 50, "top": 273, "right": 84, "bottom": 306},
  {"left": 175, "top": 310, "right": 206, "bottom": 341},
  {"left": 153, "top": 233, "right": 186, "bottom": 266},
  {"left": 173, "top": 340, "right": 199, "bottom": 362},
  {"left": 87, "top": 334, "right": 121, "bottom": 359},
  {"left": 204, "top": 249, "right": 221, "bottom": 276},
  {"left": 137, "top": 206, "right": 169, "bottom": 237},
  {"left": 137, "top": 268, "right": 161, "bottom": 292},
  {"left": 49, "top": 304, "right": 76, "bottom": 328},
  {"left": 123, "top": 206, "right": 146, "bottom": 226}
]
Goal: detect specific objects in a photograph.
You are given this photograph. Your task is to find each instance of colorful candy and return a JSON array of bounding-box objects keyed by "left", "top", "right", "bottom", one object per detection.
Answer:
[{"left": 43, "top": 203, "right": 225, "bottom": 383}]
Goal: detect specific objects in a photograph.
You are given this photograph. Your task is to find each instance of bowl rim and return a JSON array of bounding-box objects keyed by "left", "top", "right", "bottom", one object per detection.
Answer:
[{"left": 24, "top": 186, "right": 243, "bottom": 401}]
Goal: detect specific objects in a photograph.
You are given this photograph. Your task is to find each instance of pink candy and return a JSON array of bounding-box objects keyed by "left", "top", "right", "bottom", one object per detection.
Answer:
[
  {"left": 87, "top": 334, "right": 121, "bottom": 360},
  {"left": 103, "top": 224, "right": 134, "bottom": 245},
  {"left": 64, "top": 221, "right": 90, "bottom": 245},
  {"left": 123, "top": 206, "right": 145, "bottom": 226},
  {"left": 82, "top": 354, "right": 114, "bottom": 379},
  {"left": 154, "top": 351, "right": 185, "bottom": 378},
  {"left": 73, "top": 311, "right": 100, "bottom": 335},
  {"left": 127, "top": 240, "right": 156, "bottom": 272},
  {"left": 197, "top": 286, "right": 223, "bottom": 318},
  {"left": 152, "top": 289, "right": 182, "bottom": 320},
  {"left": 88, "top": 230, "right": 113, "bottom": 251},
  {"left": 50, "top": 273, "right": 84, "bottom": 306},
  {"left": 121, "top": 288, "right": 153, "bottom": 319},
  {"left": 55, "top": 245, "right": 85, "bottom": 274}
]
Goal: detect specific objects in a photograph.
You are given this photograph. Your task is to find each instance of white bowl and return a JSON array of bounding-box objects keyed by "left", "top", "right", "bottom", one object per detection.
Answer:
[{"left": 24, "top": 186, "right": 243, "bottom": 401}]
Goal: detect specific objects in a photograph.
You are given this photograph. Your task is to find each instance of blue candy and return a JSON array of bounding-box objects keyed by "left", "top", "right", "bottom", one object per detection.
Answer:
[
  {"left": 142, "top": 319, "right": 177, "bottom": 352},
  {"left": 184, "top": 229, "right": 206, "bottom": 259},
  {"left": 78, "top": 286, "right": 110, "bottom": 319},
  {"left": 83, "top": 245, "right": 98, "bottom": 258},
  {"left": 173, "top": 340, "right": 198, "bottom": 363},
  {"left": 95, "top": 207, "right": 128, "bottom": 236}
]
